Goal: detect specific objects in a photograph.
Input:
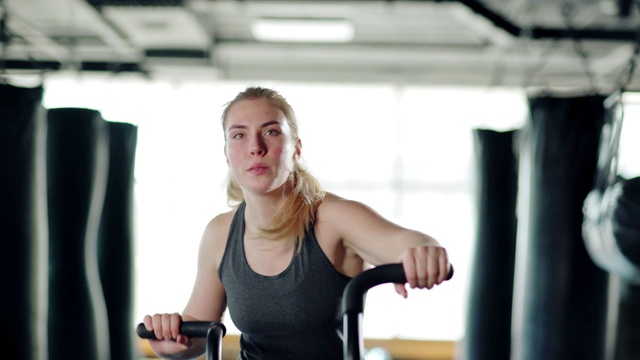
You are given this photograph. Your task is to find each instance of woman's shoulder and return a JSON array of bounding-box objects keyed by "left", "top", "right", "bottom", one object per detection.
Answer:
[
  {"left": 319, "top": 192, "right": 351, "bottom": 207},
  {"left": 200, "top": 207, "right": 238, "bottom": 250},
  {"left": 317, "top": 192, "right": 391, "bottom": 240},
  {"left": 207, "top": 207, "right": 237, "bottom": 229},
  {"left": 318, "top": 192, "right": 375, "bottom": 217},
  {"left": 316, "top": 193, "right": 376, "bottom": 231},
  {"left": 315, "top": 193, "right": 368, "bottom": 275}
]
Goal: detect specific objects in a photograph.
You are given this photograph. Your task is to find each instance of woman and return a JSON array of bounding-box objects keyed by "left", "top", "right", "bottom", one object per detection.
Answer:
[{"left": 142, "top": 87, "right": 452, "bottom": 359}]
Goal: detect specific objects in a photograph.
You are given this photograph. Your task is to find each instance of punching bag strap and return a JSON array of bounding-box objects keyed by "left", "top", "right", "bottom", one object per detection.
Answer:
[{"left": 596, "top": 91, "right": 624, "bottom": 192}]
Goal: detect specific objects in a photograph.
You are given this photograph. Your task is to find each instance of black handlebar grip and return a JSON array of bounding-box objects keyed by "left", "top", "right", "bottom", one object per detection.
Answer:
[
  {"left": 446, "top": 264, "right": 454, "bottom": 281},
  {"left": 136, "top": 323, "right": 154, "bottom": 339},
  {"left": 136, "top": 321, "right": 226, "bottom": 339},
  {"left": 342, "top": 263, "right": 454, "bottom": 360},
  {"left": 342, "top": 263, "right": 454, "bottom": 315}
]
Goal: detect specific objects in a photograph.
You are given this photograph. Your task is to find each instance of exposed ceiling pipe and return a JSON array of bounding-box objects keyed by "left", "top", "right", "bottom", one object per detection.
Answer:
[
  {"left": 451, "top": 0, "right": 639, "bottom": 41},
  {"left": 3, "top": 12, "right": 71, "bottom": 62},
  {"left": 349, "top": 0, "right": 638, "bottom": 41},
  {"left": 78, "top": 0, "right": 134, "bottom": 51}
]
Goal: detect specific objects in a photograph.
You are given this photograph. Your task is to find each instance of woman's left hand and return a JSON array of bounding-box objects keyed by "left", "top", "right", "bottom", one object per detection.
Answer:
[{"left": 395, "top": 245, "right": 450, "bottom": 298}]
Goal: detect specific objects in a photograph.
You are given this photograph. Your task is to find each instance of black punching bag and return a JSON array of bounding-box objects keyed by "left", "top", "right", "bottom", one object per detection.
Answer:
[
  {"left": 584, "top": 176, "right": 640, "bottom": 360},
  {"left": 611, "top": 177, "right": 640, "bottom": 360},
  {"left": 511, "top": 95, "right": 609, "bottom": 360},
  {"left": 581, "top": 93, "right": 640, "bottom": 360},
  {"left": 47, "top": 108, "right": 110, "bottom": 360},
  {"left": 604, "top": 177, "right": 640, "bottom": 360},
  {"left": 613, "top": 276, "right": 640, "bottom": 360},
  {"left": 0, "top": 84, "right": 48, "bottom": 360},
  {"left": 463, "top": 129, "right": 518, "bottom": 360},
  {"left": 610, "top": 177, "right": 640, "bottom": 273},
  {"left": 98, "top": 121, "right": 139, "bottom": 360},
  {"left": 585, "top": 175, "right": 640, "bottom": 360}
]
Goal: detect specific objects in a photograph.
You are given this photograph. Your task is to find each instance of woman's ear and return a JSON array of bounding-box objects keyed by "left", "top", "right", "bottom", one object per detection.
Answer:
[{"left": 294, "top": 139, "right": 302, "bottom": 160}]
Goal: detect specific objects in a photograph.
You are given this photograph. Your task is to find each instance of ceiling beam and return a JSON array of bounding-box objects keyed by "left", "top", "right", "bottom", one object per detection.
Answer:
[
  {"left": 3, "top": 59, "right": 144, "bottom": 72},
  {"left": 455, "top": 0, "right": 639, "bottom": 41}
]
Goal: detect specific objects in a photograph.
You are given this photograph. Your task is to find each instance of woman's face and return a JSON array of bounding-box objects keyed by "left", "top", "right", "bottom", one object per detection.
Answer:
[{"left": 224, "top": 98, "right": 300, "bottom": 197}]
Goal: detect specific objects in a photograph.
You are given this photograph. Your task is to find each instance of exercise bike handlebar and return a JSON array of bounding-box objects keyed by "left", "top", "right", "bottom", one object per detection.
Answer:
[
  {"left": 136, "top": 264, "right": 452, "bottom": 360},
  {"left": 136, "top": 321, "right": 226, "bottom": 360},
  {"left": 136, "top": 321, "right": 226, "bottom": 339},
  {"left": 342, "top": 263, "right": 454, "bottom": 360}
]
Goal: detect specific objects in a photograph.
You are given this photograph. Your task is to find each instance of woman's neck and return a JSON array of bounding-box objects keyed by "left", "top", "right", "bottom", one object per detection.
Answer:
[{"left": 242, "top": 191, "right": 286, "bottom": 236}]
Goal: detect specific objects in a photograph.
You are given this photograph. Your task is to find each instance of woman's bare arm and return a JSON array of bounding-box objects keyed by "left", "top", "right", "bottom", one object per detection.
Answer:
[
  {"left": 143, "top": 212, "right": 231, "bottom": 359},
  {"left": 319, "top": 194, "right": 451, "bottom": 296}
]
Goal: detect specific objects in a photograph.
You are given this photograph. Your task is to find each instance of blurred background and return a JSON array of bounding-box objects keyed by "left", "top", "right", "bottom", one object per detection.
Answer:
[{"left": 2, "top": 1, "right": 640, "bottom": 360}]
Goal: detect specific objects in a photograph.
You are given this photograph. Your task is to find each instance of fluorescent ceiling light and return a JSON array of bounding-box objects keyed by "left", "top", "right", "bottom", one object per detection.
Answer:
[{"left": 251, "top": 18, "right": 354, "bottom": 43}]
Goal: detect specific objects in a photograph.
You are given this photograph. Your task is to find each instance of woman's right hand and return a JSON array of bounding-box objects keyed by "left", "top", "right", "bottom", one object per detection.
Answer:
[{"left": 142, "top": 313, "right": 193, "bottom": 356}]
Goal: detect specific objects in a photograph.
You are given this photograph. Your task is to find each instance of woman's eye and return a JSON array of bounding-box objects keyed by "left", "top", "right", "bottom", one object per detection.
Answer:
[
  {"left": 232, "top": 133, "right": 243, "bottom": 139},
  {"left": 265, "top": 129, "right": 280, "bottom": 136}
]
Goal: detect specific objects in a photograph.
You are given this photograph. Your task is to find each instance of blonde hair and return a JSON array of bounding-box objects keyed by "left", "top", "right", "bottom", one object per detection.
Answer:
[{"left": 221, "top": 87, "right": 325, "bottom": 242}]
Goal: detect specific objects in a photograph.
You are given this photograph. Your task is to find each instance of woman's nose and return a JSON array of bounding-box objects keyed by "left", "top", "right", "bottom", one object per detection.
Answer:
[{"left": 249, "top": 135, "right": 266, "bottom": 156}]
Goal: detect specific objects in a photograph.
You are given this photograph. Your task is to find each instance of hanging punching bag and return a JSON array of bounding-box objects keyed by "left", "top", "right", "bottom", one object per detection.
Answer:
[
  {"left": 581, "top": 93, "right": 640, "bottom": 360},
  {"left": 0, "top": 84, "right": 48, "bottom": 360},
  {"left": 98, "top": 121, "right": 139, "bottom": 360},
  {"left": 47, "top": 107, "right": 110, "bottom": 360},
  {"left": 609, "top": 178, "right": 640, "bottom": 360},
  {"left": 584, "top": 176, "right": 640, "bottom": 281},
  {"left": 582, "top": 94, "right": 640, "bottom": 281},
  {"left": 612, "top": 275, "right": 640, "bottom": 360},
  {"left": 610, "top": 177, "right": 640, "bottom": 269},
  {"left": 463, "top": 129, "right": 518, "bottom": 360},
  {"left": 511, "top": 95, "right": 609, "bottom": 360},
  {"left": 584, "top": 174, "right": 640, "bottom": 360}
]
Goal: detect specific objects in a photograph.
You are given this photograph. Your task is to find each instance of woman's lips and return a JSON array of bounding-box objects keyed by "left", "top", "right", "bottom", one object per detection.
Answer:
[{"left": 248, "top": 164, "right": 269, "bottom": 175}]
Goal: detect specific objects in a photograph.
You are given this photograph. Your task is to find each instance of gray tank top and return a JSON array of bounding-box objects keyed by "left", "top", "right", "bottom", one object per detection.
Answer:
[{"left": 218, "top": 202, "right": 351, "bottom": 360}]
